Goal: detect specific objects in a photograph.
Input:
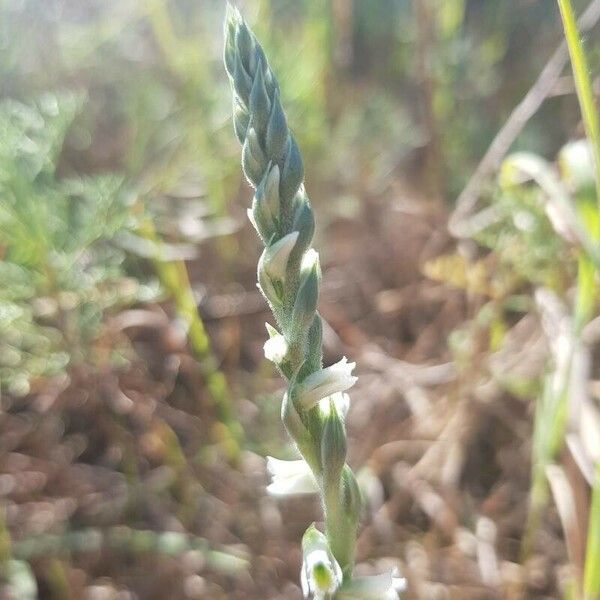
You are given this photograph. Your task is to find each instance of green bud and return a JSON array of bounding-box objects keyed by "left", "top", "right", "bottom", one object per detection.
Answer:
[
  {"left": 233, "top": 47, "right": 252, "bottom": 107},
  {"left": 249, "top": 61, "right": 271, "bottom": 133},
  {"left": 251, "top": 163, "right": 280, "bottom": 240},
  {"left": 257, "top": 231, "right": 299, "bottom": 306},
  {"left": 341, "top": 465, "right": 362, "bottom": 521},
  {"left": 223, "top": 5, "right": 239, "bottom": 77},
  {"left": 305, "top": 314, "right": 323, "bottom": 372},
  {"left": 242, "top": 127, "right": 267, "bottom": 186},
  {"left": 281, "top": 391, "right": 311, "bottom": 450},
  {"left": 291, "top": 250, "right": 320, "bottom": 337},
  {"left": 235, "top": 20, "right": 255, "bottom": 75},
  {"left": 321, "top": 401, "right": 347, "bottom": 489},
  {"left": 266, "top": 90, "right": 288, "bottom": 162},
  {"left": 280, "top": 137, "right": 304, "bottom": 204},
  {"left": 291, "top": 196, "right": 315, "bottom": 258},
  {"left": 233, "top": 100, "right": 250, "bottom": 145}
]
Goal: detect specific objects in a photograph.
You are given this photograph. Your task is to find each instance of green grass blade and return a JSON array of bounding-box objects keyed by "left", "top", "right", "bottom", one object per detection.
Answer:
[
  {"left": 585, "top": 468, "right": 600, "bottom": 599},
  {"left": 557, "top": 0, "right": 600, "bottom": 207}
]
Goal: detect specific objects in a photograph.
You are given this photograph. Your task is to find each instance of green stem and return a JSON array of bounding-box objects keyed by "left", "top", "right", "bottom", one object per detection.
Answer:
[
  {"left": 323, "top": 481, "right": 357, "bottom": 577},
  {"left": 584, "top": 465, "right": 600, "bottom": 599},
  {"left": 557, "top": 0, "right": 600, "bottom": 208}
]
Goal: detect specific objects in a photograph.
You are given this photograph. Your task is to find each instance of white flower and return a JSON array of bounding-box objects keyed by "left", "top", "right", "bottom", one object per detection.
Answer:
[
  {"left": 266, "top": 457, "right": 319, "bottom": 496},
  {"left": 264, "top": 334, "right": 288, "bottom": 363},
  {"left": 301, "top": 549, "right": 343, "bottom": 599},
  {"left": 297, "top": 357, "right": 357, "bottom": 411},
  {"left": 301, "top": 525, "right": 343, "bottom": 599},
  {"left": 338, "top": 570, "right": 407, "bottom": 599}
]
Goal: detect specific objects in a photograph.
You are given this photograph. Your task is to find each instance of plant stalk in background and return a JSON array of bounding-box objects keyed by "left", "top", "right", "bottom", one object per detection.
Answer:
[
  {"left": 224, "top": 6, "right": 404, "bottom": 598},
  {"left": 557, "top": 3, "right": 600, "bottom": 598},
  {"left": 137, "top": 218, "right": 243, "bottom": 461}
]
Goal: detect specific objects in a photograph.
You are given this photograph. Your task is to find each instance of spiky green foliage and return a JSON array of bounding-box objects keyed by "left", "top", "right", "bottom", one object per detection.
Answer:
[
  {"left": 0, "top": 93, "right": 148, "bottom": 395},
  {"left": 223, "top": 5, "right": 366, "bottom": 591}
]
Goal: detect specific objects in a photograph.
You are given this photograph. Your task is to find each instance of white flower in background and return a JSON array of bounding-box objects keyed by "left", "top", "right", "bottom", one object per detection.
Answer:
[
  {"left": 297, "top": 357, "right": 357, "bottom": 411},
  {"left": 301, "top": 525, "right": 343, "bottom": 599},
  {"left": 266, "top": 457, "right": 318, "bottom": 496},
  {"left": 338, "top": 570, "right": 407, "bottom": 599}
]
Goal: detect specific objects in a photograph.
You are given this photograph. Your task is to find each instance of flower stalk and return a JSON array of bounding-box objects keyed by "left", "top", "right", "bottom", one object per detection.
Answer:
[
  {"left": 224, "top": 6, "right": 404, "bottom": 596},
  {"left": 224, "top": 0, "right": 358, "bottom": 577}
]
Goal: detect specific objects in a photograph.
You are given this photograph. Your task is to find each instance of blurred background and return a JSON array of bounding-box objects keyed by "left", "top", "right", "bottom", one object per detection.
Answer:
[{"left": 1, "top": 0, "right": 600, "bottom": 598}]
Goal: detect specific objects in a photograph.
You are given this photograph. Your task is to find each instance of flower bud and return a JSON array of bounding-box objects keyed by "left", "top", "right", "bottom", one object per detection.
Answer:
[
  {"left": 341, "top": 465, "right": 362, "bottom": 522},
  {"left": 266, "top": 90, "right": 288, "bottom": 162},
  {"left": 233, "top": 46, "right": 252, "bottom": 107},
  {"left": 249, "top": 60, "right": 271, "bottom": 132},
  {"left": 250, "top": 164, "right": 280, "bottom": 240},
  {"left": 321, "top": 400, "right": 347, "bottom": 490},
  {"left": 281, "top": 391, "right": 312, "bottom": 451},
  {"left": 233, "top": 99, "right": 250, "bottom": 145},
  {"left": 242, "top": 127, "right": 267, "bottom": 187},
  {"left": 257, "top": 231, "right": 299, "bottom": 304},
  {"left": 235, "top": 20, "right": 255, "bottom": 75},
  {"left": 280, "top": 136, "right": 304, "bottom": 204},
  {"left": 291, "top": 197, "right": 315, "bottom": 259},
  {"left": 291, "top": 250, "right": 320, "bottom": 336}
]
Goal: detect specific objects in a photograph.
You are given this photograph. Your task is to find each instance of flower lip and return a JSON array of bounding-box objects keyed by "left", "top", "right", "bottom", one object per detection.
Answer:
[
  {"left": 300, "top": 526, "right": 343, "bottom": 599},
  {"left": 296, "top": 357, "right": 357, "bottom": 411},
  {"left": 265, "top": 457, "right": 318, "bottom": 496}
]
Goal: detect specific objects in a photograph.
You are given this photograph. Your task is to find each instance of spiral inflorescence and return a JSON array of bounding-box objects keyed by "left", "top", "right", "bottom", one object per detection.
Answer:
[{"left": 224, "top": 4, "right": 362, "bottom": 584}]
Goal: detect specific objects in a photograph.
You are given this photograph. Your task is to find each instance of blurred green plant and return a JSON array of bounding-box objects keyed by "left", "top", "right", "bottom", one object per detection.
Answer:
[
  {"left": 0, "top": 93, "right": 149, "bottom": 396},
  {"left": 2, "top": 525, "right": 248, "bottom": 599},
  {"left": 557, "top": 1, "right": 600, "bottom": 596}
]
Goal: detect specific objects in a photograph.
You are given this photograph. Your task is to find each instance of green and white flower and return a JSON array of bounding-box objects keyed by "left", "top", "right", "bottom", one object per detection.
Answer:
[{"left": 300, "top": 525, "right": 343, "bottom": 599}]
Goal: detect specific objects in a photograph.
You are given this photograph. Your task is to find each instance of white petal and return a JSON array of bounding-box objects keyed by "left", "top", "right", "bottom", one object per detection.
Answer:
[
  {"left": 338, "top": 570, "right": 406, "bottom": 599},
  {"left": 298, "top": 357, "right": 357, "bottom": 411},
  {"left": 265, "top": 457, "right": 319, "bottom": 496},
  {"left": 264, "top": 334, "right": 288, "bottom": 363}
]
